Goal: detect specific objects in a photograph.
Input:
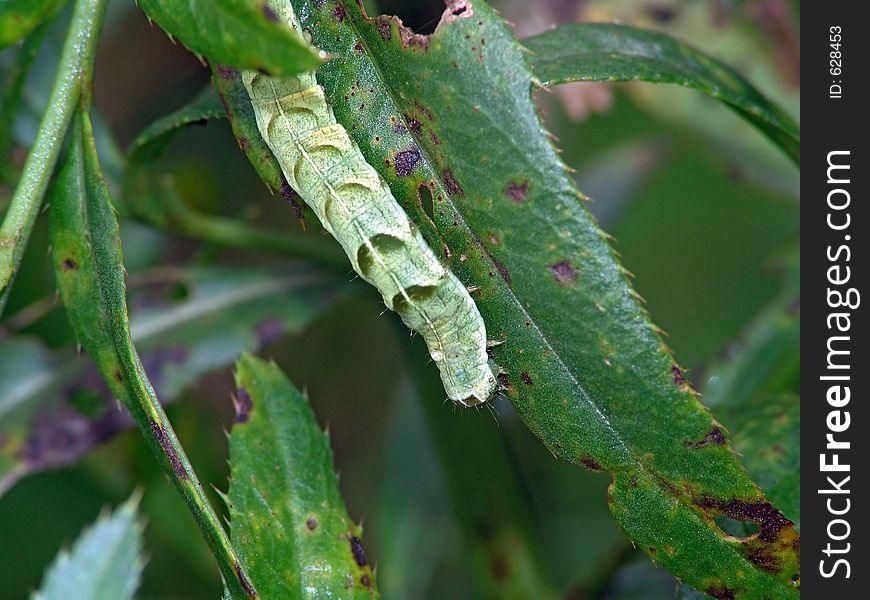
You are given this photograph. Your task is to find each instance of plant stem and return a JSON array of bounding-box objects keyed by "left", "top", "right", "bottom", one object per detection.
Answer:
[
  {"left": 148, "top": 199, "right": 348, "bottom": 270},
  {"left": 0, "top": 0, "right": 108, "bottom": 316}
]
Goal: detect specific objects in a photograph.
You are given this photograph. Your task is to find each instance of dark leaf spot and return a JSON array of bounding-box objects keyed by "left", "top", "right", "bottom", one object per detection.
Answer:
[
  {"left": 150, "top": 421, "right": 186, "bottom": 479},
  {"left": 747, "top": 547, "right": 782, "bottom": 573},
  {"left": 350, "top": 536, "right": 367, "bottom": 566},
  {"left": 360, "top": 574, "right": 372, "bottom": 589},
  {"left": 671, "top": 364, "right": 686, "bottom": 385},
  {"left": 406, "top": 116, "right": 423, "bottom": 135},
  {"left": 706, "top": 587, "right": 735, "bottom": 600},
  {"left": 579, "top": 455, "right": 602, "bottom": 471},
  {"left": 395, "top": 148, "right": 421, "bottom": 176},
  {"left": 504, "top": 179, "right": 529, "bottom": 203},
  {"left": 306, "top": 517, "right": 318, "bottom": 530},
  {"left": 234, "top": 388, "right": 254, "bottom": 424},
  {"left": 520, "top": 372, "right": 533, "bottom": 385},
  {"left": 262, "top": 4, "right": 279, "bottom": 22},
  {"left": 215, "top": 65, "right": 237, "bottom": 79},
  {"left": 63, "top": 258, "right": 78, "bottom": 270},
  {"left": 482, "top": 245, "right": 511, "bottom": 285},
  {"left": 548, "top": 260, "right": 577, "bottom": 285},
  {"left": 332, "top": 4, "right": 345, "bottom": 21},
  {"left": 442, "top": 169, "right": 464, "bottom": 197},
  {"left": 696, "top": 497, "right": 793, "bottom": 543},
  {"left": 235, "top": 564, "right": 257, "bottom": 598},
  {"left": 685, "top": 427, "right": 727, "bottom": 449}
]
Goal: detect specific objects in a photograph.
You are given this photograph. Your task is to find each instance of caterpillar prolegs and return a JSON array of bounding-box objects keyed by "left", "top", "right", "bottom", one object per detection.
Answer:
[{"left": 242, "top": 1, "right": 497, "bottom": 406}]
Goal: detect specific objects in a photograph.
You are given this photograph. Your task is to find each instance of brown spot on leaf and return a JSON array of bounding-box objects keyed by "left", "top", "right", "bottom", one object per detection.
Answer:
[
  {"left": 548, "top": 260, "right": 577, "bottom": 285},
  {"left": 520, "top": 372, "right": 533, "bottom": 385},
  {"left": 235, "top": 564, "right": 257, "bottom": 598},
  {"left": 706, "top": 587, "right": 735, "bottom": 600},
  {"left": 505, "top": 180, "right": 529, "bottom": 203},
  {"left": 685, "top": 427, "right": 727, "bottom": 449},
  {"left": 262, "top": 4, "right": 279, "bottom": 22},
  {"left": 353, "top": 41, "right": 364, "bottom": 54},
  {"left": 215, "top": 65, "right": 237, "bottom": 79},
  {"left": 406, "top": 116, "right": 423, "bottom": 135},
  {"left": 579, "top": 455, "right": 602, "bottom": 471},
  {"left": 63, "top": 258, "right": 77, "bottom": 270},
  {"left": 150, "top": 421, "right": 186, "bottom": 479},
  {"left": 360, "top": 574, "right": 372, "bottom": 589},
  {"left": 395, "top": 148, "right": 421, "bottom": 176},
  {"left": 332, "top": 4, "right": 346, "bottom": 21},
  {"left": 482, "top": 245, "right": 511, "bottom": 285},
  {"left": 747, "top": 547, "right": 781, "bottom": 573},
  {"left": 234, "top": 388, "right": 254, "bottom": 424},
  {"left": 697, "top": 497, "right": 793, "bottom": 544},
  {"left": 442, "top": 169, "right": 464, "bottom": 197},
  {"left": 671, "top": 364, "right": 686, "bottom": 385},
  {"left": 306, "top": 517, "right": 318, "bottom": 530},
  {"left": 350, "top": 536, "right": 367, "bottom": 566},
  {"left": 374, "top": 15, "right": 430, "bottom": 49}
]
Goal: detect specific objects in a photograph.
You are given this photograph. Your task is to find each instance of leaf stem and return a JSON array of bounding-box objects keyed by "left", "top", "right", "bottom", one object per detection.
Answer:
[
  {"left": 51, "top": 112, "right": 258, "bottom": 599},
  {"left": 163, "top": 207, "right": 347, "bottom": 269},
  {"left": 0, "top": 0, "right": 108, "bottom": 316}
]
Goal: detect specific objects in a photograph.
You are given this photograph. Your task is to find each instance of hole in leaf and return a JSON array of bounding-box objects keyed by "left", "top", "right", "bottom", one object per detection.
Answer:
[
  {"left": 418, "top": 184, "right": 436, "bottom": 223},
  {"left": 714, "top": 516, "right": 760, "bottom": 538},
  {"left": 371, "top": 0, "right": 445, "bottom": 34}
]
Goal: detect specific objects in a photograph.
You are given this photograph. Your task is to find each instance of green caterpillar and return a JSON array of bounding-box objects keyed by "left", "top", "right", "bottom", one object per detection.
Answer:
[{"left": 242, "top": 0, "right": 497, "bottom": 406}]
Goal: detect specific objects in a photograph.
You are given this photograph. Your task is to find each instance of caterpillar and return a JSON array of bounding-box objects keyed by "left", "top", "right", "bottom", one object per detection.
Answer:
[{"left": 241, "top": 0, "right": 497, "bottom": 406}]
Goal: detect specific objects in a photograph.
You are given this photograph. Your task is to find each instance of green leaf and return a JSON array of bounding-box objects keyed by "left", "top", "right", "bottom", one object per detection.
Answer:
[
  {"left": 47, "top": 110, "right": 256, "bottom": 599},
  {"left": 126, "top": 86, "right": 227, "bottom": 162},
  {"left": 33, "top": 496, "right": 144, "bottom": 600},
  {"left": 678, "top": 254, "right": 800, "bottom": 597},
  {"left": 0, "top": 0, "right": 64, "bottom": 49},
  {"left": 137, "top": 0, "right": 322, "bottom": 76},
  {"left": 277, "top": 2, "right": 799, "bottom": 597},
  {"left": 228, "top": 353, "right": 379, "bottom": 598},
  {"left": 0, "top": 262, "right": 345, "bottom": 494},
  {"left": 522, "top": 23, "right": 800, "bottom": 164},
  {"left": 211, "top": 65, "right": 285, "bottom": 192},
  {"left": 0, "top": 0, "right": 108, "bottom": 316}
]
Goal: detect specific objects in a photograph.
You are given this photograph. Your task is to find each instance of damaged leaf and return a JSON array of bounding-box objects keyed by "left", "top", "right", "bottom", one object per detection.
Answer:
[
  {"left": 522, "top": 23, "right": 799, "bottom": 164},
  {"left": 258, "top": 1, "right": 802, "bottom": 596},
  {"left": 137, "top": 0, "right": 322, "bottom": 76},
  {"left": 228, "top": 354, "right": 379, "bottom": 598}
]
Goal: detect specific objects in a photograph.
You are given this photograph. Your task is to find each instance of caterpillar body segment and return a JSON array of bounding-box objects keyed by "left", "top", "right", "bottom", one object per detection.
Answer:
[{"left": 242, "top": 1, "right": 497, "bottom": 406}]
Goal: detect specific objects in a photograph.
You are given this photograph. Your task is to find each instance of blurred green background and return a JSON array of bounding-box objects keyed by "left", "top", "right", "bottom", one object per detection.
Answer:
[{"left": 0, "top": 0, "right": 798, "bottom": 598}]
